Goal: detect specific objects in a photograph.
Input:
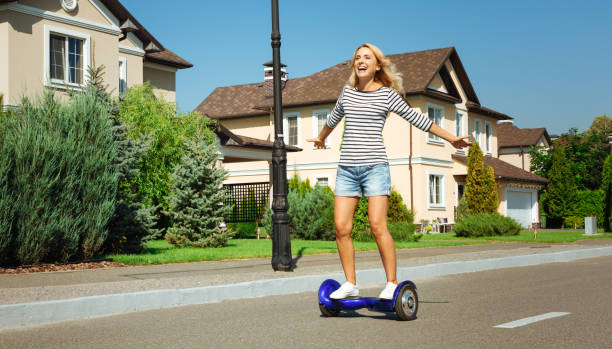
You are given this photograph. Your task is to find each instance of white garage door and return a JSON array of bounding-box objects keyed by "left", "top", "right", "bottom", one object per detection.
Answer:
[{"left": 507, "top": 191, "right": 533, "bottom": 228}]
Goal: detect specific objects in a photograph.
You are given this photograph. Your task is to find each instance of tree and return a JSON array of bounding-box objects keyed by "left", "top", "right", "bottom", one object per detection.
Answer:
[
  {"left": 602, "top": 151, "right": 612, "bottom": 232},
  {"left": 83, "top": 66, "right": 159, "bottom": 253},
  {"left": 465, "top": 142, "right": 498, "bottom": 214},
  {"left": 165, "top": 140, "right": 234, "bottom": 248},
  {"left": 544, "top": 146, "right": 579, "bottom": 227},
  {"left": 119, "top": 84, "right": 216, "bottom": 232},
  {"left": 585, "top": 114, "right": 612, "bottom": 138}
]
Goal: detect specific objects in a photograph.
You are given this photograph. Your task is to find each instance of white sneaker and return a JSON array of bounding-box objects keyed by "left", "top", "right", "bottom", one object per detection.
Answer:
[
  {"left": 330, "top": 281, "right": 359, "bottom": 299},
  {"left": 378, "top": 282, "right": 398, "bottom": 300}
]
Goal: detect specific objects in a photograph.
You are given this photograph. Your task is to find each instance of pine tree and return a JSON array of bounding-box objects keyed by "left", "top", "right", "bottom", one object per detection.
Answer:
[
  {"left": 544, "top": 146, "right": 579, "bottom": 227},
  {"left": 165, "top": 140, "right": 234, "bottom": 247},
  {"left": 602, "top": 151, "right": 612, "bottom": 232},
  {"left": 465, "top": 142, "right": 498, "bottom": 214}
]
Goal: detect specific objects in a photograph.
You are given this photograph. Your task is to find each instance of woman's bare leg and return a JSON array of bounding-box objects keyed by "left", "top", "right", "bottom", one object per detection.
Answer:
[
  {"left": 368, "top": 195, "right": 397, "bottom": 284},
  {"left": 334, "top": 196, "right": 360, "bottom": 285}
]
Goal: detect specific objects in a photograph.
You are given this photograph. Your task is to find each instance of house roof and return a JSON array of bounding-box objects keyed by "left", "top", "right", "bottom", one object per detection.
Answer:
[
  {"left": 497, "top": 122, "right": 551, "bottom": 148},
  {"left": 452, "top": 154, "right": 549, "bottom": 185},
  {"left": 196, "top": 47, "right": 512, "bottom": 121},
  {"left": 216, "top": 124, "right": 301, "bottom": 152},
  {"left": 0, "top": 0, "right": 192, "bottom": 68}
]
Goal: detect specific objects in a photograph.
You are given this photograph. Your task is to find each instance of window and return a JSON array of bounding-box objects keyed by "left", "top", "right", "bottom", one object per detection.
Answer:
[
  {"left": 485, "top": 121, "right": 492, "bottom": 154},
  {"left": 316, "top": 177, "right": 329, "bottom": 187},
  {"left": 428, "top": 173, "right": 445, "bottom": 208},
  {"left": 45, "top": 25, "right": 90, "bottom": 88},
  {"left": 455, "top": 111, "right": 465, "bottom": 153},
  {"left": 427, "top": 104, "right": 444, "bottom": 143},
  {"left": 283, "top": 112, "right": 300, "bottom": 147},
  {"left": 312, "top": 109, "right": 330, "bottom": 147},
  {"left": 473, "top": 119, "right": 482, "bottom": 146},
  {"left": 50, "top": 34, "right": 84, "bottom": 84},
  {"left": 457, "top": 182, "right": 465, "bottom": 202},
  {"left": 119, "top": 57, "right": 127, "bottom": 94}
]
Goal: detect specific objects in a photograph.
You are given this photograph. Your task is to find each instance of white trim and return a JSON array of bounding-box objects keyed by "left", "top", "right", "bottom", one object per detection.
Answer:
[
  {"left": 390, "top": 157, "right": 453, "bottom": 168},
  {"left": 427, "top": 171, "right": 446, "bottom": 210},
  {"left": 454, "top": 103, "right": 468, "bottom": 112},
  {"left": 455, "top": 110, "right": 466, "bottom": 154},
  {"left": 227, "top": 156, "right": 455, "bottom": 177},
  {"left": 88, "top": 0, "right": 120, "bottom": 27},
  {"left": 44, "top": 24, "right": 91, "bottom": 89},
  {"left": 283, "top": 112, "right": 300, "bottom": 147},
  {"left": 484, "top": 120, "right": 493, "bottom": 155},
  {"left": 143, "top": 61, "right": 178, "bottom": 73},
  {"left": 220, "top": 146, "right": 272, "bottom": 161},
  {"left": 312, "top": 108, "right": 331, "bottom": 148},
  {"left": 3, "top": 2, "right": 121, "bottom": 35},
  {"left": 426, "top": 102, "right": 445, "bottom": 143},
  {"left": 505, "top": 186, "right": 538, "bottom": 228},
  {"left": 126, "top": 32, "right": 144, "bottom": 50},
  {"left": 119, "top": 45, "right": 145, "bottom": 57}
]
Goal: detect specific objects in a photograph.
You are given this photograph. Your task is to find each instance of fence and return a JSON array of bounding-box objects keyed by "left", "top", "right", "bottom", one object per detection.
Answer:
[{"left": 223, "top": 182, "right": 270, "bottom": 223}]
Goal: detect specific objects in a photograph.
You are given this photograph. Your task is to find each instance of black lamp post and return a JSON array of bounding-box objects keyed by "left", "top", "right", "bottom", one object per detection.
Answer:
[{"left": 270, "top": 0, "right": 292, "bottom": 271}]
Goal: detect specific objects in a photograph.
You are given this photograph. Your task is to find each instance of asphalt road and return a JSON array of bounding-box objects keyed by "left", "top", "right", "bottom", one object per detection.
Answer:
[{"left": 1, "top": 255, "right": 611, "bottom": 349}]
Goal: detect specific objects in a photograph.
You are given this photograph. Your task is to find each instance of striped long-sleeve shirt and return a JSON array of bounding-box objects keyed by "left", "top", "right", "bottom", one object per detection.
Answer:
[{"left": 327, "top": 86, "right": 433, "bottom": 166}]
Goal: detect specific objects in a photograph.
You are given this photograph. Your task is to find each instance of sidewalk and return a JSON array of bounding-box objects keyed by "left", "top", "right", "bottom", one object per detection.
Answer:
[{"left": 1, "top": 238, "right": 612, "bottom": 329}]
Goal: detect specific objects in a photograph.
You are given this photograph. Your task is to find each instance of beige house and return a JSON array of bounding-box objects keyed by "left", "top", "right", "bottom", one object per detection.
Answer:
[
  {"left": 0, "top": 0, "right": 192, "bottom": 108},
  {"left": 497, "top": 121, "right": 552, "bottom": 172},
  {"left": 197, "top": 47, "right": 548, "bottom": 228}
]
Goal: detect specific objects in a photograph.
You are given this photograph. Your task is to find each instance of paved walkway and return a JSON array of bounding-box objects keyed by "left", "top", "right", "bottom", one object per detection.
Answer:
[{"left": 1, "top": 238, "right": 611, "bottom": 329}]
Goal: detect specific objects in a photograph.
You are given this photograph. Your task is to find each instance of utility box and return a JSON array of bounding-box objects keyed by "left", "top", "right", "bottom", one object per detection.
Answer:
[{"left": 584, "top": 217, "right": 597, "bottom": 235}]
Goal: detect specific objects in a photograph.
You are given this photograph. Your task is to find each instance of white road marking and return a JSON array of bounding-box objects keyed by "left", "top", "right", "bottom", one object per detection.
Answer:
[{"left": 494, "top": 312, "right": 570, "bottom": 328}]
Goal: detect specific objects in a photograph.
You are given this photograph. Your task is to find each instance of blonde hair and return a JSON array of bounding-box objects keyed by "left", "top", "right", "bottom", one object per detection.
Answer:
[{"left": 349, "top": 43, "right": 404, "bottom": 95}]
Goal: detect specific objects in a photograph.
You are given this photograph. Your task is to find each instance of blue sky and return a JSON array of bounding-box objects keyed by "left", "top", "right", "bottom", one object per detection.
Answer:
[{"left": 122, "top": 0, "right": 611, "bottom": 135}]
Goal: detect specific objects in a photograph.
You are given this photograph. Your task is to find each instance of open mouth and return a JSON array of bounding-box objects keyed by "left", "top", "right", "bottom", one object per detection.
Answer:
[{"left": 358, "top": 66, "right": 367, "bottom": 71}]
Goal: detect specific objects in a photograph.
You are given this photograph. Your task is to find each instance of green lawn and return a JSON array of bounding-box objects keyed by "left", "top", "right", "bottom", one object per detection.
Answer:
[{"left": 105, "top": 230, "right": 611, "bottom": 265}]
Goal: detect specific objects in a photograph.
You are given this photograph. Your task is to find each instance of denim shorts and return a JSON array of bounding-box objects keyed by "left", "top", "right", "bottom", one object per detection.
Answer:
[{"left": 334, "top": 163, "right": 391, "bottom": 197}]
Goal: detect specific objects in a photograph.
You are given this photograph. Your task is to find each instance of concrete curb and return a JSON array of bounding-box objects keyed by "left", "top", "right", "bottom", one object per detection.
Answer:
[{"left": 2, "top": 246, "right": 611, "bottom": 330}]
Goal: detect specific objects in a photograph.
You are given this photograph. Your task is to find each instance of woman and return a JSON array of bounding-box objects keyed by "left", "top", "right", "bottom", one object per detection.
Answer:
[{"left": 306, "top": 43, "right": 471, "bottom": 299}]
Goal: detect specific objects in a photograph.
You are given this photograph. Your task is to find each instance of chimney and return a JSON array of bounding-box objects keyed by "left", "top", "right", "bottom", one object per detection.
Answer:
[{"left": 263, "top": 61, "right": 287, "bottom": 97}]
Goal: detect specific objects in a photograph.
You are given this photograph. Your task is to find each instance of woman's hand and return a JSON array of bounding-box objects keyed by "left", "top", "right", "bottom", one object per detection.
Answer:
[
  {"left": 450, "top": 136, "right": 472, "bottom": 149},
  {"left": 306, "top": 137, "right": 327, "bottom": 149}
]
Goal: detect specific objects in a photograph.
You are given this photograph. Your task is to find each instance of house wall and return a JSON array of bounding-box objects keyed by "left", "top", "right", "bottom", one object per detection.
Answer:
[
  {"left": 143, "top": 63, "right": 176, "bottom": 103},
  {"left": 121, "top": 52, "right": 144, "bottom": 90},
  {"left": 0, "top": 16, "right": 9, "bottom": 104},
  {"left": 499, "top": 149, "right": 531, "bottom": 171},
  {"left": 2, "top": 6, "right": 120, "bottom": 102},
  {"left": 18, "top": 0, "right": 115, "bottom": 26}
]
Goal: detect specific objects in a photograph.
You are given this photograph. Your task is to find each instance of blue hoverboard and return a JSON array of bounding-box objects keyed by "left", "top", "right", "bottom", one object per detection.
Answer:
[{"left": 318, "top": 279, "right": 418, "bottom": 321}]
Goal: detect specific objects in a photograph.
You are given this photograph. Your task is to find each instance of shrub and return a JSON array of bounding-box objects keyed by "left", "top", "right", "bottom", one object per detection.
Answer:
[
  {"left": 261, "top": 180, "right": 335, "bottom": 241},
  {"left": 456, "top": 196, "right": 470, "bottom": 222},
  {"left": 454, "top": 213, "right": 521, "bottom": 237},
  {"left": 563, "top": 216, "right": 584, "bottom": 229},
  {"left": 575, "top": 190, "right": 605, "bottom": 228},
  {"left": 0, "top": 91, "right": 118, "bottom": 265},
  {"left": 387, "top": 188, "right": 414, "bottom": 223},
  {"left": 228, "top": 222, "right": 258, "bottom": 239},
  {"left": 165, "top": 140, "right": 234, "bottom": 248}
]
